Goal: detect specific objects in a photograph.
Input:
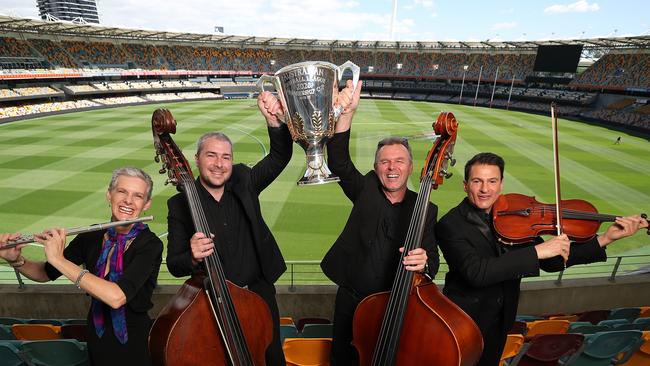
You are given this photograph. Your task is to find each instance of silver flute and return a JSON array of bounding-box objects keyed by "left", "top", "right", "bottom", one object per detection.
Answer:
[{"left": 1, "top": 216, "right": 154, "bottom": 249}]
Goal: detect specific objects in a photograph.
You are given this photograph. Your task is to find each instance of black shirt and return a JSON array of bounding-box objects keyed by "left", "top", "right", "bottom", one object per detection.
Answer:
[
  {"left": 349, "top": 196, "right": 407, "bottom": 297},
  {"left": 202, "top": 183, "right": 261, "bottom": 287}
]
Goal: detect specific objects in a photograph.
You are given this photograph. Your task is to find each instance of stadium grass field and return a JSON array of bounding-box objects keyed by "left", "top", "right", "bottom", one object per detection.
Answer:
[{"left": 1, "top": 99, "right": 649, "bottom": 284}]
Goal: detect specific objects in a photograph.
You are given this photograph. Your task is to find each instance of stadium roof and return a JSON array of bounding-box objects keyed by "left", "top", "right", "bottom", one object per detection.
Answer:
[{"left": 1, "top": 14, "right": 649, "bottom": 51}]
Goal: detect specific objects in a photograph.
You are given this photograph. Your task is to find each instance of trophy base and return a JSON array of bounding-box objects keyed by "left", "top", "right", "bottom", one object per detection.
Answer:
[{"left": 297, "top": 175, "right": 340, "bottom": 186}]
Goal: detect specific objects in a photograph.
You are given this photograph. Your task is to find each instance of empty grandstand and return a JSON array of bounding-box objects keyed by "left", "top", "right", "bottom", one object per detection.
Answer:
[{"left": 0, "top": 15, "right": 649, "bottom": 131}]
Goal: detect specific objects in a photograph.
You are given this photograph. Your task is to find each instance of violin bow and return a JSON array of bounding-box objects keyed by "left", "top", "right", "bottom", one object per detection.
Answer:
[
  {"left": 551, "top": 103, "right": 563, "bottom": 237},
  {"left": 550, "top": 103, "right": 567, "bottom": 267}
]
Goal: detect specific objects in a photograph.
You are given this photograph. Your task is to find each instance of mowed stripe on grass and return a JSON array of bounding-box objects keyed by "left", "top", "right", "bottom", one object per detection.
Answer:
[{"left": 1, "top": 99, "right": 648, "bottom": 281}]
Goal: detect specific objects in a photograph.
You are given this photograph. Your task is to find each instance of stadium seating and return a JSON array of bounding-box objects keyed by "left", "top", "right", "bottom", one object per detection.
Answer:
[
  {"left": 500, "top": 334, "right": 525, "bottom": 366},
  {"left": 608, "top": 307, "right": 642, "bottom": 322},
  {"left": 299, "top": 324, "right": 333, "bottom": 338},
  {"left": 509, "top": 333, "right": 584, "bottom": 366},
  {"left": 280, "top": 324, "right": 299, "bottom": 343},
  {"left": 524, "top": 320, "right": 570, "bottom": 339},
  {"left": 620, "top": 331, "right": 650, "bottom": 366},
  {"left": 296, "top": 317, "right": 331, "bottom": 332},
  {"left": 0, "top": 342, "right": 27, "bottom": 366},
  {"left": 0, "top": 324, "right": 17, "bottom": 340},
  {"left": 567, "top": 330, "right": 644, "bottom": 366},
  {"left": 11, "top": 324, "right": 61, "bottom": 341},
  {"left": 21, "top": 339, "right": 89, "bottom": 366},
  {"left": 283, "top": 338, "right": 331, "bottom": 366}
]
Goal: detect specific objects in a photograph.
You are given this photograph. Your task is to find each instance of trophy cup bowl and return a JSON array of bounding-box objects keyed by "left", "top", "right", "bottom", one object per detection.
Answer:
[{"left": 257, "top": 60, "right": 360, "bottom": 185}]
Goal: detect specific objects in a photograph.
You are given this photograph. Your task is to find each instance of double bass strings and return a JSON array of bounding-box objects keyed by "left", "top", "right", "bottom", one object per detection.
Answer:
[{"left": 180, "top": 170, "right": 252, "bottom": 364}]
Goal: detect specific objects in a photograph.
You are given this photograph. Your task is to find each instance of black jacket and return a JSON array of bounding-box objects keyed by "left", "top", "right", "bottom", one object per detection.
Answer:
[
  {"left": 436, "top": 197, "right": 607, "bottom": 337},
  {"left": 166, "top": 125, "right": 293, "bottom": 284},
  {"left": 321, "top": 130, "right": 439, "bottom": 296}
]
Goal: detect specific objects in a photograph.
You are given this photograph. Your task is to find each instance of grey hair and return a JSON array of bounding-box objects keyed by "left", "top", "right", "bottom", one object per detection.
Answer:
[
  {"left": 108, "top": 167, "right": 154, "bottom": 201},
  {"left": 374, "top": 136, "right": 413, "bottom": 166},
  {"left": 196, "top": 132, "right": 233, "bottom": 155}
]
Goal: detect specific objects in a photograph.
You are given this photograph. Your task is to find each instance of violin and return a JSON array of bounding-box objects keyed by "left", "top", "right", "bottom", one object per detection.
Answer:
[
  {"left": 492, "top": 104, "right": 649, "bottom": 246},
  {"left": 352, "top": 112, "right": 483, "bottom": 365},
  {"left": 492, "top": 193, "right": 650, "bottom": 245}
]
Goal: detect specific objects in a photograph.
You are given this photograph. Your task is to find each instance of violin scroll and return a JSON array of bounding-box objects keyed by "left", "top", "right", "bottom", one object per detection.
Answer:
[{"left": 422, "top": 111, "right": 459, "bottom": 189}]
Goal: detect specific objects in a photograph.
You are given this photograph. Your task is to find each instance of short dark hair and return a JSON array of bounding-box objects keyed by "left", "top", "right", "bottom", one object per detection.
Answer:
[
  {"left": 464, "top": 152, "right": 505, "bottom": 181},
  {"left": 374, "top": 137, "right": 413, "bottom": 166}
]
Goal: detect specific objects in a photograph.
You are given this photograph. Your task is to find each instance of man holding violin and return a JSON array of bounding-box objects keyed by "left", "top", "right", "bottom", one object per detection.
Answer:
[{"left": 436, "top": 152, "right": 648, "bottom": 366}]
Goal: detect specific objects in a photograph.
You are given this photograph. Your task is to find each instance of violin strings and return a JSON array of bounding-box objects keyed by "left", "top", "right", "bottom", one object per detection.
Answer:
[{"left": 505, "top": 206, "right": 617, "bottom": 221}]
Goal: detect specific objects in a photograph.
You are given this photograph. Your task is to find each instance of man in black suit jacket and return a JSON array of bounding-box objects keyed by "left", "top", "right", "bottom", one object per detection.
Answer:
[
  {"left": 321, "top": 82, "right": 439, "bottom": 365},
  {"left": 166, "top": 92, "right": 292, "bottom": 365},
  {"left": 436, "top": 152, "right": 648, "bottom": 366}
]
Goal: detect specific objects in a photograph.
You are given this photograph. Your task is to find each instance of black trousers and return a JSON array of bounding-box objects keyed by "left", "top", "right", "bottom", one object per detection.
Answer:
[
  {"left": 476, "top": 314, "right": 507, "bottom": 366},
  {"left": 330, "top": 286, "right": 361, "bottom": 366},
  {"left": 248, "top": 279, "right": 286, "bottom": 366}
]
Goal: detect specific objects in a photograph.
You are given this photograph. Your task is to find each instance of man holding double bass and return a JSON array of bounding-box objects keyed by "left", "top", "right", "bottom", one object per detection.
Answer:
[
  {"left": 321, "top": 81, "right": 439, "bottom": 365},
  {"left": 436, "top": 152, "right": 649, "bottom": 366},
  {"left": 165, "top": 92, "right": 291, "bottom": 365}
]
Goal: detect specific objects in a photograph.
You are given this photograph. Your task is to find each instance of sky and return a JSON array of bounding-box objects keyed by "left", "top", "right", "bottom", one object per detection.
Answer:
[{"left": 0, "top": 0, "right": 648, "bottom": 42}]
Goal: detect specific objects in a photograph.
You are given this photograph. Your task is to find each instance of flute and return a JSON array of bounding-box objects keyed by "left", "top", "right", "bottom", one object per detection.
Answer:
[{"left": 1, "top": 216, "right": 154, "bottom": 249}]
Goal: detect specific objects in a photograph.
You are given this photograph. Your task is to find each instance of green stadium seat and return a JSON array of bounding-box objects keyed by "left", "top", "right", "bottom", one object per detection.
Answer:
[
  {"left": 0, "top": 318, "right": 25, "bottom": 326},
  {"left": 280, "top": 324, "right": 299, "bottom": 343},
  {"left": 614, "top": 323, "right": 649, "bottom": 331},
  {"left": 1, "top": 324, "right": 17, "bottom": 340},
  {"left": 608, "top": 308, "right": 641, "bottom": 322},
  {"left": 62, "top": 319, "right": 86, "bottom": 325},
  {"left": 295, "top": 317, "right": 331, "bottom": 332},
  {"left": 0, "top": 342, "right": 28, "bottom": 366},
  {"left": 569, "top": 324, "right": 612, "bottom": 334},
  {"left": 21, "top": 339, "right": 89, "bottom": 366},
  {"left": 26, "top": 319, "right": 63, "bottom": 326},
  {"left": 300, "top": 324, "right": 333, "bottom": 338},
  {"left": 598, "top": 319, "right": 630, "bottom": 327},
  {"left": 567, "top": 330, "right": 644, "bottom": 366}
]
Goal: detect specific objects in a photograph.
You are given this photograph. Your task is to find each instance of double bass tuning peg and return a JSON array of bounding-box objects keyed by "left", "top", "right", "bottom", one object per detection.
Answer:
[
  {"left": 159, "top": 167, "right": 167, "bottom": 174},
  {"left": 449, "top": 158, "right": 456, "bottom": 167},
  {"left": 154, "top": 155, "right": 160, "bottom": 163},
  {"left": 440, "top": 170, "right": 453, "bottom": 179}
]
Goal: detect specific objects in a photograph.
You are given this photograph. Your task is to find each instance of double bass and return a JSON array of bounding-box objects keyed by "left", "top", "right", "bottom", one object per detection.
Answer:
[
  {"left": 148, "top": 108, "right": 272, "bottom": 365},
  {"left": 352, "top": 112, "right": 483, "bottom": 365}
]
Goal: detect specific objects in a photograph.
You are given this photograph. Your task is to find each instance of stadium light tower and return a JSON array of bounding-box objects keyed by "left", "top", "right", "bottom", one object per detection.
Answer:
[
  {"left": 459, "top": 65, "right": 468, "bottom": 105},
  {"left": 389, "top": 0, "right": 398, "bottom": 40}
]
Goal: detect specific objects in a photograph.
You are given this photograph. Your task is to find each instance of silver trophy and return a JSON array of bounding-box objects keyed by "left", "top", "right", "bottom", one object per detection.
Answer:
[{"left": 257, "top": 61, "right": 360, "bottom": 185}]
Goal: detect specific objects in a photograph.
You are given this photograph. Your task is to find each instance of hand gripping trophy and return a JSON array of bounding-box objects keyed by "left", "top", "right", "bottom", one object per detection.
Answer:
[{"left": 257, "top": 61, "right": 360, "bottom": 185}]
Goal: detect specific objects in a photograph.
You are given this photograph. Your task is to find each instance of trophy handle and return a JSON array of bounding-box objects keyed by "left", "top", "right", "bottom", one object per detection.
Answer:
[
  {"left": 337, "top": 60, "right": 360, "bottom": 91},
  {"left": 333, "top": 61, "right": 360, "bottom": 118},
  {"left": 256, "top": 74, "right": 288, "bottom": 123}
]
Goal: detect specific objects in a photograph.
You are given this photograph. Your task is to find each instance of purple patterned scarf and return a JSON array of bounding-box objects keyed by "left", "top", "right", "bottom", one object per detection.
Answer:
[{"left": 91, "top": 222, "right": 146, "bottom": 344}]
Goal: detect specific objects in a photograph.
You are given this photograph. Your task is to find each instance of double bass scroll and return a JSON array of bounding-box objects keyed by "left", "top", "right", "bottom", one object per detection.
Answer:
[
  {"left": 148, "top": 108, "right": 272, "bottom": 366},
  {"left": 352, "top": 111, "right": 483, "bottom": 366}
]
